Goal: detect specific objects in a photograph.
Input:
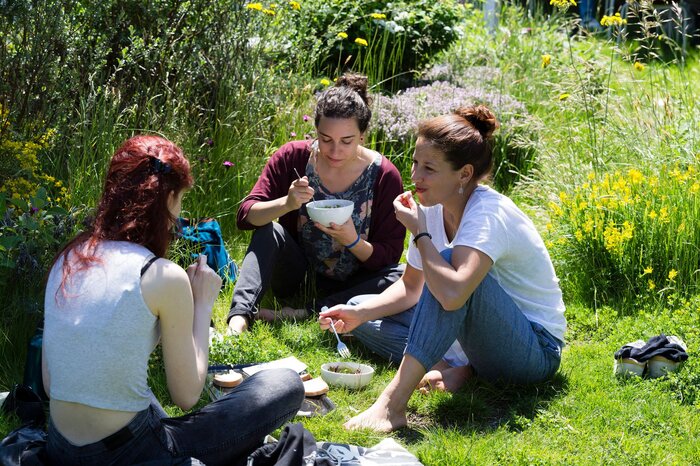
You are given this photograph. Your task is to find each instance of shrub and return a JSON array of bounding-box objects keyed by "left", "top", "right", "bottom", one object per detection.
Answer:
[
  {"left": 372, "top": 81, "right": 537, "bottom": 192},
  {"left": 0, "top": 114, "right": 80, "bottom": 301},
  {"left": 301, "top": 0, "right": 465, "bottom": 88},
  {"left": 546, "top": 166, "right": 700, "bottom": 306}
]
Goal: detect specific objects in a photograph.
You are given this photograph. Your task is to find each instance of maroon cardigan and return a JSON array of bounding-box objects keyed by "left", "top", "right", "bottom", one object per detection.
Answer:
[{"left": 237, "top": 140, "right": 406, "bottom": 271}]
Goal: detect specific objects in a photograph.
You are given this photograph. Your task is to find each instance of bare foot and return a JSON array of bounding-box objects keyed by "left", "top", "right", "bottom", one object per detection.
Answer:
[
  {"left": 258, "top": 307, "right": 308, "bottom": 322},
  {"left": 227, "top": 315, "right": 249, "bottom": 335},
  {"left": 416, "top": 365, "right": 473, "bottom": 394},
  {"left": 343, "top": 397, "right": 407, "bottom": 432}
]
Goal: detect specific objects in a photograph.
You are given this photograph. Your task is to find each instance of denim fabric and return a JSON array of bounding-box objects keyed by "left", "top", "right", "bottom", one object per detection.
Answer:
[
  {"left": 406, "top": 249, "right": 562, "bottom": 384},
  {"left": 312, "top": 264, "right": 405, "bottom": 314},
  {"left": 47, "top": 369, "right": 304, "bottom": 466},
  {"left": 227, "top": 222, "right": 404, "bottom": 322},
  {"left": 351, "top": 249, "right": 562, "bottom": 384},
  {"left": 350, "top": 295, "right": 414, "bottom": 364}
]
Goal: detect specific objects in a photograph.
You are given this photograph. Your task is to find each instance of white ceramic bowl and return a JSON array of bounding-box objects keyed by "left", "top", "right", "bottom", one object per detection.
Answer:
[
  {"left": 306, "top": 200, "right": 354, "bottom": 227},
  {"left": 321, "top": 362, "right": 374, "bottom": 389}
]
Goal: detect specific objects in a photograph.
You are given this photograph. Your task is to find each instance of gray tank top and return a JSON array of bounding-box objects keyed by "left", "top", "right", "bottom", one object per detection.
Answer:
[{"left": 44, "top": 241, "right": 160, "bottom": 412}]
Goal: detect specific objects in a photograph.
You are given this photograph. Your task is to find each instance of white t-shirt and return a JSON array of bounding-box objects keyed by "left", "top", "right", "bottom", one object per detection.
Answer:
[{"left": 406, "top": 185, "right": 566, "bottom": 343}]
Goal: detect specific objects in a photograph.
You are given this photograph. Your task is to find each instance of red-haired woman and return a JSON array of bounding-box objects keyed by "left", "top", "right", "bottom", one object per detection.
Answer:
[{"left": 42, "top": 135, "right": 304, "bottom": 465}]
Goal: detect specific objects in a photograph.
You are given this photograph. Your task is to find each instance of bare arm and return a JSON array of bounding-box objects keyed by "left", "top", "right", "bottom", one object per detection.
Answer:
[
  {"left": 245, "top": 176, "right": 314, "bottom": 226},
  {"left": 41, "top": 342, "right": 50, "bottom": 398},
  {"left": 417, "top": 241, "right": 492, "bottom": 311},
  {"left": 395, "top": 191, "right": 492, "bottom": 311},
  {"left": 141, "top": 255, "right": 221, "bottom": 410},
  {"left": 318, "top": 264, "right": 424, "bottom": 333}
]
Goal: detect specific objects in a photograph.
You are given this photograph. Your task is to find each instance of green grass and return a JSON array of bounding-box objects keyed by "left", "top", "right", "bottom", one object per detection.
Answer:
[{"left": 3, "top": 2, "right": 700, "bottom": 464}]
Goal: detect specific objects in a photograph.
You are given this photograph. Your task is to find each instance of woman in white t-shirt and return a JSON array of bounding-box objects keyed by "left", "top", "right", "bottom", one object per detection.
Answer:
[{"left": 319, "top": 105, "right": 565, "bottom": 432}]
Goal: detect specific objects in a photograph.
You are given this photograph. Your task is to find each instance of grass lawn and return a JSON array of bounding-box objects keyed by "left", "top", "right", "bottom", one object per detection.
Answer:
[{"left": 2, "top": 3, "right": 700, "bottom": 464}]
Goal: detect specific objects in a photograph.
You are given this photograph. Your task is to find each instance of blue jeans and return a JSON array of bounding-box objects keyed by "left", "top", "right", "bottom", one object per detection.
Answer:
[
  {"left": 353, "top": 249, "right": 563, "bottom": 384},
  {"left": 47, "top": 369, "right": 305, "bottom": 466}
]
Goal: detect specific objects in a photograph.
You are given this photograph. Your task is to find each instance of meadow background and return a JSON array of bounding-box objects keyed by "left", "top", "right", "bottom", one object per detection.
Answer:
[{"left": 2, "top": 0, "right": 700, "bottom": 463}]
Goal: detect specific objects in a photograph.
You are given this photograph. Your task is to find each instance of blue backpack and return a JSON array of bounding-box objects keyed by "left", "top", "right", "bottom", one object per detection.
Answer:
[{"left": 177, "top": 218, "right": 238, "bottom": 284}]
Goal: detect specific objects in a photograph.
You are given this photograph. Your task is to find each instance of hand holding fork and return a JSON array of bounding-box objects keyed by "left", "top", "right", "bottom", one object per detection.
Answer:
[{"left": 321, "top": 306, "right": 351, "bottom": 358}]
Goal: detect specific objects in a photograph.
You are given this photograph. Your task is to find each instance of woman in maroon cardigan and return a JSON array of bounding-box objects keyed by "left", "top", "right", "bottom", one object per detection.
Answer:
[{"left": 228, "top": 73, "right": 406, "bottom": 334}]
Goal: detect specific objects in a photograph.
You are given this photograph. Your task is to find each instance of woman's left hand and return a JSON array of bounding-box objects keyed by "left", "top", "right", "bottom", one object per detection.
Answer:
[{"left": 314, "top": 218, "right": 358, "bottom": 246}]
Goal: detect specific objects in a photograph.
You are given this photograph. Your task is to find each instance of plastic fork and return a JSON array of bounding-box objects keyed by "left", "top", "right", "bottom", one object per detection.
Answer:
[{"left": 321, "top": 306, "right": 351, "bottom": 358}]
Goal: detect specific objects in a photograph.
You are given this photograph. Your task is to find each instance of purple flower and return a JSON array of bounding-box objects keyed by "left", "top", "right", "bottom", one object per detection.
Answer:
[
  {"left": 29, "top": 206, "right": 39, "bottom": 215},
  {"left": 372, "top": 81, "right": 527, "bottom": 143},
  {"left": 223, "top": 161, "right": 234, "bottom": 169},
  {"left": 290, "top": 132, "right": 297, "bottom": 137},
  {"left": 205, "top": 138, "right": 214, "bottom": 147},
  {"left": 303, "top": 114, "right": 310, "bottom": 122}
]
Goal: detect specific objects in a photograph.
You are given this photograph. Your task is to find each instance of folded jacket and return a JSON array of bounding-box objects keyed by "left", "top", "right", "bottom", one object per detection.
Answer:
[{"left": 615, "top": 334, "right": 688, "bottom": 363}]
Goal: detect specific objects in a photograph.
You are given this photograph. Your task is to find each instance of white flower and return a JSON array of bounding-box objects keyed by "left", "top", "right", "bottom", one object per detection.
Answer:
[{"left": 384, "top": 21, "right": 405, "bottom": 33}]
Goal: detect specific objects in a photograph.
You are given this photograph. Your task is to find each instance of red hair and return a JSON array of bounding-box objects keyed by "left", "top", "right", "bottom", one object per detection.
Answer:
[{"left": 55, "top": 135, "right": 193, "bottom": 296}]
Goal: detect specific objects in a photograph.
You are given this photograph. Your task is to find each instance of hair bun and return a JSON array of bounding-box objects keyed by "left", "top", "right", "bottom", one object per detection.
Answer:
[
  {"left": 335, "top": 72, "right": 371, "bottom": 106},
  {"left": 454, "top": 105, "right": 498, "bottom": 139}
]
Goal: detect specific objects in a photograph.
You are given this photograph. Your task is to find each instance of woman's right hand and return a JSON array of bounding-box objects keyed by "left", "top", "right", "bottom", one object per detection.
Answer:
[
  {"left": 393, "top": 191, "right": 424, "bottom": 235},
  {"left": 285, "top": 176, "right": 315, "bottom": 211},
  {"left": 185, "top": 254, "right": 222, "bottom": 314},
  {"left": 318, "top": 305, "right": 364, "bottom": 334}
]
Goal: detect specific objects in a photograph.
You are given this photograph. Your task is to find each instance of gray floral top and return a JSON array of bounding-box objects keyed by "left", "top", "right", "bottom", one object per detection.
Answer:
[{"left": 298, "top": 152, "right": 382, "bottom": 281}]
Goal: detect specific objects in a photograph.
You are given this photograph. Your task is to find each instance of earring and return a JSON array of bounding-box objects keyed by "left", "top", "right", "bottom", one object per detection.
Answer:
[{"left": 458, "top": 183, "right": 464, "bottom": 195}]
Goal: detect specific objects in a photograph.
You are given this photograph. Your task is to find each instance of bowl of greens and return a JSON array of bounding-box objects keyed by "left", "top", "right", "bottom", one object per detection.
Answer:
[
  {"left": 306, "top": 199, "right": 354, "bottom": 227},
  {"left": 320, "top": 362, "right": 374, "bottom": 389}
]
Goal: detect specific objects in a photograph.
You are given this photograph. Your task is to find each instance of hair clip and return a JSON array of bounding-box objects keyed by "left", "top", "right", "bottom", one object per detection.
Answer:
[{"left": 150, "top": 157, "right": 172, "bottom": 175}]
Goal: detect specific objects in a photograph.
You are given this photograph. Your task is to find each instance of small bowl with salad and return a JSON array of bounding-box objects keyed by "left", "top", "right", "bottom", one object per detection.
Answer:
[
  {"left": 306, "top": 199, "right": 354, "bottom": 227},
  {"left": 320, "top": 362, "right": 374, "bottom": 389}
]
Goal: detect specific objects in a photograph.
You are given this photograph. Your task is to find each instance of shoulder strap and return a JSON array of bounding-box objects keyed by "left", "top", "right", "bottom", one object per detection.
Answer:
[{"left": 140, "top": 256, "right": 158, "bottom": 277}]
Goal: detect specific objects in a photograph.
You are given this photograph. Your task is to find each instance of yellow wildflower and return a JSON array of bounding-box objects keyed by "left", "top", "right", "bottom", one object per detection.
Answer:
[
  {"left": 559, "top": 93, "right": 570, "bottom": 101},
  {"left": 541, "top": 54, "right": 551, "bottom": 68},
  {"left": 634, "top": 61, "right": 645, "bottom": 72},
  {"left": 575, "top": 230, "right": 583, "bottom": 242},
  {"left": 337, "top": 32, "right": 348, "bottom": 39},
  {"left": 289, "top": 0, "right": 301, "bottom": 10},
  {"left": 601, "top": 13, "right": 626, "bottom": 27},
  {"left": 355, "top": 38, "right": 368, "bottom": 47},
  {"left": 246, "top": 2, "right": 263, "bottom": 10},
  {"left": 648, "top": 210, "right": 657, "bottom": 220},
  {"left": 262, "top": 8, "right": 275, "bottom": 15},
  {"left": 550, "top": 0, "right": 576, "bottom": 11},
  {"left": 648, "top": 280, "right": 656, "bottom": 290},
  {"left": 370, "top": 13, "right": 386, "bottom": 20},
  {"left": 668, "top": 269, "right": 678, "bottom": 281},
  {"left": 320, "top": 78, "right": 331, "bottom": 86},
  {"left": 627, "top": 168, "right": 643, "bottom": 184},
  {"left": 643, "top": 266, "right": 653, "bottom": 275}
]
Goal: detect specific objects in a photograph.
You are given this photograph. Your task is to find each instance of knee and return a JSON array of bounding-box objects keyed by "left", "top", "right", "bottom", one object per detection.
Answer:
[
  {"left": 257, "top": 368, "right": 304, "bottom": 406},
  {"left": 250, "top": 222, "right": 286, "bottom": 247},
  {"left": 346, "top": 294, "right": 377, "bottom": 306}
]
